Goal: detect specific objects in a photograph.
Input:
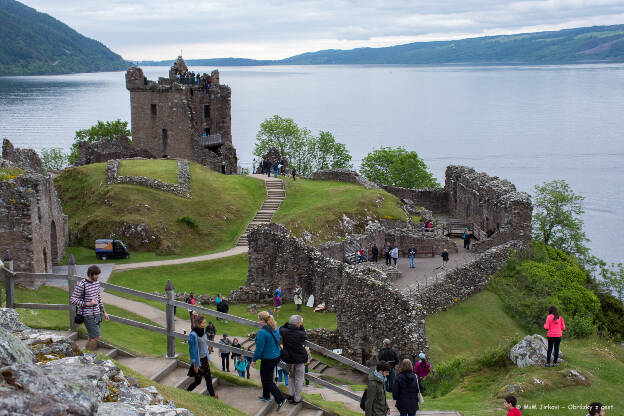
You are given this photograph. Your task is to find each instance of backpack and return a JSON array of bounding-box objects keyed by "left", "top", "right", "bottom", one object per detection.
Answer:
[{"left": 359, "top": 389, "right": 367, "bottom": 411}]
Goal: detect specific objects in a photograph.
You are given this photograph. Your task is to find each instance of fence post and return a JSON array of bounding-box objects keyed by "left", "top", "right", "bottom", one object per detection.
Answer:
[
  {"left": 67, "top": 254, "right": 77, "bottom": 331},
  {"left": 3, "top": 250, "right": 14, "bottom": 308},
  {"left": 165, "top": 279, "right": 176, "bottom": 358}
]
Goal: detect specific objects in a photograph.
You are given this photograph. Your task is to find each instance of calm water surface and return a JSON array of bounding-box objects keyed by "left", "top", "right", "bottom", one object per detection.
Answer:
[{"left": 1, "top": 64, "right": 623, "bottom": 263}]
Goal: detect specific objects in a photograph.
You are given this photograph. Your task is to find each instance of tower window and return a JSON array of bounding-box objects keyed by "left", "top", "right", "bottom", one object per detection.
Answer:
[
  {"left": 204, "top": 104, "right": 210, "bottom": 119},
  {"left": 151, "top": 104, "right": 157, "bottom": 118}
]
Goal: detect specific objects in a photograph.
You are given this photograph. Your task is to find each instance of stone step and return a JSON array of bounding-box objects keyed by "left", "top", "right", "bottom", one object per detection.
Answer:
[
  {"left": 215, "top": 385, "right": 268, "bottom": 416},
  {"left": 150, "top": 359, "right": 179, "bottom": 383},
  {"left": 298, "top": 410, "right": 323, "bottom": 416},
  {"left": 158, "top": 366, "right": 190, "bottom": 387}
]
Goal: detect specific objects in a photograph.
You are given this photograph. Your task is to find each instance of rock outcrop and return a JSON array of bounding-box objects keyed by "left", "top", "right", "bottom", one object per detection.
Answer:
[
  {"left": 509, "top": 334, "right": 563, "bottom": 368},
  {"left": 2, "top": 138, "right": 43, "bottom": 174},
  {"left": 0, "top": 308, "right": 193, "bottom": 416}
]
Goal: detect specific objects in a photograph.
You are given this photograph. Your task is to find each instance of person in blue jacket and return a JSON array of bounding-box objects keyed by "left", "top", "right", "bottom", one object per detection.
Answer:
[
  {"left": 187, "top": 315, "right": 216, "bottom": 397},
  {"left": 252, "top": 311, "right": 287, "bottom": 411}
]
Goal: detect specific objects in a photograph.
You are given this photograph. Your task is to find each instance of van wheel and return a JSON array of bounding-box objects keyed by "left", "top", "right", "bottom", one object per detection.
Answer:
[
  {"left": 125, "top": 254, "right": 130, "bottom": 259},
  {"left": 101, "top": 256, "right": 107, "bottom": 261}
]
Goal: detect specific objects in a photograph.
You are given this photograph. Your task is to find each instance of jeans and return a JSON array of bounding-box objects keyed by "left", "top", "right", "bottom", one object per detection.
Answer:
[
  {"left": 277, "top": 368, "right": 289, "bottom": 385},
  {"left": 392, "top": 257, "right": 397, "bottom": 266},
  {"left": 465, "top": 238, "right": 471, "bottom": 250},
  {"left": 260, "top": 358, "right": 285, "bottom": 403},
  {"left": 385, "top": 367, "right": 395, "bottom": 392},
  {"left": 409, "top": 254, "right": 415, "bottom": 268},
  {"left": 547, "top": 336, "right": 561, "bottom": 364},
  {"left": 237, "top": 370, "right": 246, "bottom": 377},
  {"left": 287, "top": 363, "right": 305, "bottom": 402}
]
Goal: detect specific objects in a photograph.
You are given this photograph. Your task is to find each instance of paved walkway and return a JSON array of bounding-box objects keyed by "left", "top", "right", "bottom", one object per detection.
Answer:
[{"left": 112, "top": 246, "right": 248, "bottom": 272}]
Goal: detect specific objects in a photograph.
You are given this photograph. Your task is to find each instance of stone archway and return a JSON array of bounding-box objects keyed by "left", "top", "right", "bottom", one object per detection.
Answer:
[{"left": 50, "top": 220, "right": 58, "bottom": 266}]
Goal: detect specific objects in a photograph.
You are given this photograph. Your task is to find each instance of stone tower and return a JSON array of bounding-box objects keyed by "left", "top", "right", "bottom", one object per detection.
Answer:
[{"left": 125, "top": 57, "right": 237, "bottom": 173}]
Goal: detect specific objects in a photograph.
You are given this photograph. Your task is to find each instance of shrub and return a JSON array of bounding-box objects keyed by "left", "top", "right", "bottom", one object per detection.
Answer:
[
  {"left": 177, "top": 215, "right": 198, "bottom": 228},
  {"left": 425, "top": 357, "right": 467, "bottom": 398},
  {"left": 566, "top": 314, "right": 596, "bottom": 338},
  {"left": 40, "top": 148, "right": 68, "bottom": 172},
  {"left": 0, "top": 166, "right": 24, "bottom": 181}
]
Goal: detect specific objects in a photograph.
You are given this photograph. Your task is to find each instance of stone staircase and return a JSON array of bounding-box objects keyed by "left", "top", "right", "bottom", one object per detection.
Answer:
[{"left": 237, "top": 176, "right": 285, "bottom": 246}]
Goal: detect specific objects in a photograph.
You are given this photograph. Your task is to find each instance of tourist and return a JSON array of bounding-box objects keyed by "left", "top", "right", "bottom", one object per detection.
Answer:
[
  {"left": 392, "top": 359, "right": 420, "bottom": 416},
  {"left": 372, "top": 244, "right": 379, "bottom": 262},
  {"left": 292, "top": 167, "right": 297, "bottom": 181},
  {"left": 391, "top": 246, "right": 399, "bottom": 267},
  {"left": 273, "top": 288, "right": 282, "bottom": 318},
  {"left": 408, "top": 247, "right": 417, "bottom": 268},
  {"left": 361, "top": 347, "right": 370, "bottom": 366},
  {"left": 441, "top": 249, "right": 449, "bottom": 267},
  {"left": 413, "top": 352, "right": 431, "bottom": 392},
  {"left": 206, "top": 320, "right": 217, "bottom": 352},
  {"left": 544, "top": 306, "right": 565, "bottom": 367},
  {"left": 587, "top": 402, "right": 606, "bottom": 416},
  {"left": 384, "top": 242, "right": 392, "bottom": 266},
  {"left": 425, "top": 221, "right": 432, "bottom": 232},
  {"left": 246, "top": 347, "right": 253, "bottom": 378},
  {"left": 377, "top": 339, "right": 399, "bottom": 392},
  {"left": 280, "top": 314, "right": 308, "bottom": 404},
  {"left": 276, "top": 362, "right": 289, "bottom": 386},
  {"left": 70, "top": 265, "right": 109, "bottom": 351},
  {"left": 185, "top": 292, "right": 196, "bottom": 326},
  {"left": 186, "top": 315, "right": 217, "bottom": 397},
  {"left": 219, "top": 333, "right": 232, "bottom": 372},
  {"left": 504, "top": 395, "right": 521, "bottom": 416},
  {"left": 215, "top": 293, "right": 222, "bottom": 307},
  {"left": 231, "top": 338, "right": 242, "bottom": 362},
  {"left": 365, "top": 360, "right": 391, "bottom": 416},
  {"left": 358, "top": 249, "right": 366, "bottom": 263},
  {"left": 293, "top": 284, "right": 303, "bottom": 312},
  {"left": 252, "top": 311, "right": 287, "bottom": 410},
  {"left": 252, "top": 158, "right": 257, "bottom": 174},
  {"left": 273, "top": 162, "right": 279, "bottom": 178},
  {"left": 195, "top": 73, "right": 200, "bottom": 84},
  {"left": 235, "top": 355, "right": 248, "bottom": 378},
  {"left": 265, "top": 159, "right": 271, "bottom": 177},
  {"left": 463, "top": 228, "right": 471, "bottom": 250}
]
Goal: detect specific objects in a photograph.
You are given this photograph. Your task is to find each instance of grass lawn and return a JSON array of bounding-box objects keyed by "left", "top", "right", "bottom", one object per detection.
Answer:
[
  {"left": 118, "top": 159, "right": 178, "bottom": 183},
  {"left": 108, "top": 253, "right": 248, "bottom": 295},
  {"left": 273, "top": 177, "right": 407, "bottom": 244},
  {"left": 55, "top": 161, "right": 265, "bottom": 257},
  {"left": 426, "top": 289, "right": 524, "bottom": 363}
]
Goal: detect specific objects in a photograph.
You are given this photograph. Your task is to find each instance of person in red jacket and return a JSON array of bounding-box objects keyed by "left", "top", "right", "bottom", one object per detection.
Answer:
[
  {"left": 504, "top": 395, "right": 521, "bottom": 416},
  {"left": 543, "top": 306, "right": 566, "bottom": 367}
]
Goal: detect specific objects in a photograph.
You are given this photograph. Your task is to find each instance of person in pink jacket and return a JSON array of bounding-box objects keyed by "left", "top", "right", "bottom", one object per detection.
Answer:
[{"left": 544, "top": 306, "right": 565, "bottom": 367}]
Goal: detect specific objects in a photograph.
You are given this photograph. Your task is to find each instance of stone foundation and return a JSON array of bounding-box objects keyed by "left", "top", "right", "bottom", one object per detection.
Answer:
[
  {"left": 311, "top": 169, "right": 378, "bottom": 189},
  {"left": 105, "top": 158, "right": 191, "bottom": 198}
]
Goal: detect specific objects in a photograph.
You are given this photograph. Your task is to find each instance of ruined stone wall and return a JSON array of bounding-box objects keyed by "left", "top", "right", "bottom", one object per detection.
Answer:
[
  {"left": 2, "top": 139, "right": 43, "bottom": 174},
  {"left": 0, "top": 174, "right": 68, "bottom": 277},
  {"left": 413, "top": 240, "right": 524, "bottom": 315},
  {"left": 445, "top": 166, "right": 532, "bottom": 248},
  {"left": 311, "top": 169, "right": 378, "bottom": 189},
  {"left": 126, "top": 64, "right": 236, "bottom": 174},
  {"left": 244, "top": 223, "right": 427, "bottom": 358},
  {"left": 75, "top": 136, "right": 153, "bottom": 166},
  {"left": 382, "top": 186, "right": 449, "bottom": 213},
  {"left": 105, "top": 159, "right": 191, "bottom": 198}
]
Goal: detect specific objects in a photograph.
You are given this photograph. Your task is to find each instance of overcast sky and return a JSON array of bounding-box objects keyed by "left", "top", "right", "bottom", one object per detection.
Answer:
[{"left": 21, "top": 0, "right": 624, "bottom": 61}]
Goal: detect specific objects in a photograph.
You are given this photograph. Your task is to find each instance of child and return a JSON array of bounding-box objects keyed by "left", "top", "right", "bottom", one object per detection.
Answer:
[
  {"left": 235, "top": 356, "right": 248, "bottom": 378},
  {"left": 276, "top": 362, "right": 289, "bottom": 386},
  {"left": 504, "top": 395, "right": 521, "bottom": 416}
]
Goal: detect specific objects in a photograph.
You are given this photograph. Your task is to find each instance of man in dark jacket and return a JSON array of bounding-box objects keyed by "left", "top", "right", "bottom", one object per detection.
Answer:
[
  {"left": 392, "top": 359, "right": 420, "bottom": 416},
  {"left": 371, "top": 245, "right": 379, "bottom": 262},
  {"left": 377, "top": 339, "right": 399, "bottom": 392},
  {"left": 279, "top": 315, "right": 307, "bottom": 404}
]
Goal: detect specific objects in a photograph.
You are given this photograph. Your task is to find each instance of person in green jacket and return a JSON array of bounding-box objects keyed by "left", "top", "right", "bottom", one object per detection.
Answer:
[{"left": 365, "top": 360, "right": 391, "bottom": 416}]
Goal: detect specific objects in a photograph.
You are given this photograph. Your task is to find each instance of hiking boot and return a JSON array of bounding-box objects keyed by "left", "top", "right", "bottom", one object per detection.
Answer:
[{"left": 276, "top": 399, "right": 287, "bottom": 412}]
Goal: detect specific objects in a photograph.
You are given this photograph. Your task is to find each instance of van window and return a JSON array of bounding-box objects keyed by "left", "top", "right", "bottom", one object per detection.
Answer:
[{"left": 113, "top": 241, "right": 124, "bottom": 251}]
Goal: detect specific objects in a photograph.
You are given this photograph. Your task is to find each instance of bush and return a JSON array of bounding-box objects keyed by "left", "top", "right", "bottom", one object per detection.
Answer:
[
  {"left": 425, "top": 357, "right": 467, "bottom": 398},
  {"left": 40, "top": 148, "right": 68, "bottom": 172},
  {"left": 566, "top": 314, "right": 596, "bottom": 338},
  {"left": 177, "top": 215, "right": 198, "bottom": 228},
  {"left": 69, "top": 120, "right": 131, "bottom": 164}
]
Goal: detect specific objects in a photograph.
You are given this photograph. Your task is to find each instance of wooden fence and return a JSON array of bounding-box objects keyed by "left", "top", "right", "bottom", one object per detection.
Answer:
[{"left": 1, "top": 251, "right": 368, "bottom": 401}]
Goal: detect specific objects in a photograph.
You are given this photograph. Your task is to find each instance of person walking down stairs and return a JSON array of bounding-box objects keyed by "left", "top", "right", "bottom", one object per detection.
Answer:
[
  {"left": 219, "top": 334, "right": 232, "bottom": 371},
  {"left": 252, "top": 311, "right": 287, "bottom": 411},
  {"left": 187, "top": 315, "right": 216, "bottom": 397}
]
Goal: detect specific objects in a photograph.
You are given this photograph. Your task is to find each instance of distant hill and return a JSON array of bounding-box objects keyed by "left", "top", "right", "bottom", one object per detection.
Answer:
[
  {"left": 140, "top": 24, "right": 624, "bottom": 67},
  {"left": 0, "top": 0, "right": 129, "bottom": 75}
]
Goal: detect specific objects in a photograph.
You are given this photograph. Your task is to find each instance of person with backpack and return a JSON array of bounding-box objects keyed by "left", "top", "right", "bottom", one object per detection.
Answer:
[
  {"left": 441, "top": 249, "right": 449, "bottom": 267},
  {"left": 252, "top": 311, "right": 287, "bottom": 410},
  {"left": 393, "top": 359, "right": 420, "bottom": 416},
  {"left": 235, "top": 355, "right": 249, "bottom": 378},
  {"left": 377, "top": 339, "right": 399, "bottom": 392},
  {"left": 219, "top": 334, "right": 232, "bottom": 372},
  {"left": 217, "top": 297, "right": 229, "bottom": 323},
  {"left": 364, "top": 360, "right": 391, "bottom": 416},
  {"left": 273, "top": 288, "right": 282, "bottom": 318},
  {"left": 544, "top": 305, "right": 565, "bottom": 367},
  {"left": 413, "top": 353, "right": 431, "bottom": 393}
]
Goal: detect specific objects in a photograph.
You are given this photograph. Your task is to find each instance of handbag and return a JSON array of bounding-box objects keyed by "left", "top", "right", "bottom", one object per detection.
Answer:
[
  {"left": 417, "top": 377, "right": 424, "bottom": 404},
  {"left": 74, "top": 280, "right": 86, "bottom": 324}
]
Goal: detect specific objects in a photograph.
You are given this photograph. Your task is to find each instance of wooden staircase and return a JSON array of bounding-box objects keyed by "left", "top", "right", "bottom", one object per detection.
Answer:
[{"left": 237, "top": 177, "right": 285, "bottom": 246}]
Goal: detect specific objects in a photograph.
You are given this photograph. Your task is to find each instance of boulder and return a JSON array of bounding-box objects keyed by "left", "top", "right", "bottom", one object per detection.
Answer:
[
  {"left": 509, "top": 334, "right": 563, "bottom": 367},
  {"left": 0, "top": 326, "right": 34, "bottom": 366},
  {"left": 0, "top": 307, "right": 28, "bottom": 332}
]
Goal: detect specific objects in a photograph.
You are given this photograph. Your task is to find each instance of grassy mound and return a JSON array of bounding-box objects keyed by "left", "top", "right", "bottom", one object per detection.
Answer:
[
  {"left": 54, "top": 161, "right": 265, "bottom": 256},
  {"left": 273, "top": 178, "right": 407, "bottom": 244},
  {"left": 118, "top": 159, "right": 178, "bottom": 183}
]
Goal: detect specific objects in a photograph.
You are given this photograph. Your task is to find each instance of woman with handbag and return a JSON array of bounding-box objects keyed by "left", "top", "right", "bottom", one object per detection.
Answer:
[
  {"left": 252, "top": 311, "right": 287, "bottom": 411},
  {"left": 187, "top": 315, "right": 216, "bottom": 397},
  {"left": 392, "top": 359, "right": 421, "bottom": 416}
]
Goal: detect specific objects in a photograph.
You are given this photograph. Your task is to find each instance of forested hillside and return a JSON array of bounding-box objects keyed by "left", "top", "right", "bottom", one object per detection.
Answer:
[{"left": 0, "top": 0, "right": 129, "bottom": 75}]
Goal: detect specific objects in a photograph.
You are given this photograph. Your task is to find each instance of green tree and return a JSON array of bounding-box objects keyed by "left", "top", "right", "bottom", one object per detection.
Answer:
[
  {"left": 359, "top": 147, "right": 439, "bottom": 188},
  {"left": 68, "top": 120, "right": 131, "bottom": 164},
  {"left": 600, "top": 263, "right": 624, "bottom": 302},
  {"left": 532, "top": 180, "right": 592, "bottom": 265},
  {"left": 253, "top": 115, "right": 352, "bottom": 177},
  {"left": 40, "top": 148, "right": 67, "bottom": 172}
]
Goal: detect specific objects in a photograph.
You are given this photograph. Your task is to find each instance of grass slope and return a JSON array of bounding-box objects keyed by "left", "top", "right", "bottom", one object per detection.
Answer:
[
  {"left": 273, "top": 177, "right": 406, "bottom": 244},
  {"left": 421, "top": 289, "right": 624, "bottom": 415},
  {"left": 55, "top": 161, "right": 265, "bottom": 258},
  {"left": 118, "top": 159, "right": 178, "bottom": 183}
]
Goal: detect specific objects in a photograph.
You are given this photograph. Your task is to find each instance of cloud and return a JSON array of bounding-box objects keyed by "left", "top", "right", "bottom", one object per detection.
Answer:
[{"left": 20, "top": 0, "right": 624, "bottom": 60}]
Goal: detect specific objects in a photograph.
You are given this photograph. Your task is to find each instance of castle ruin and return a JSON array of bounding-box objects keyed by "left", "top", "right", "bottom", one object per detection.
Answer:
[{"left": 125, "top": 57, "right": 237, "bottom": 173}]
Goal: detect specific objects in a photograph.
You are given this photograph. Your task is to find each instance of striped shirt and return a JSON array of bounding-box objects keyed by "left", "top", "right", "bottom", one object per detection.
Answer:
[{"left": 70, "top": 278, "right": 105, "bottom": 316}]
